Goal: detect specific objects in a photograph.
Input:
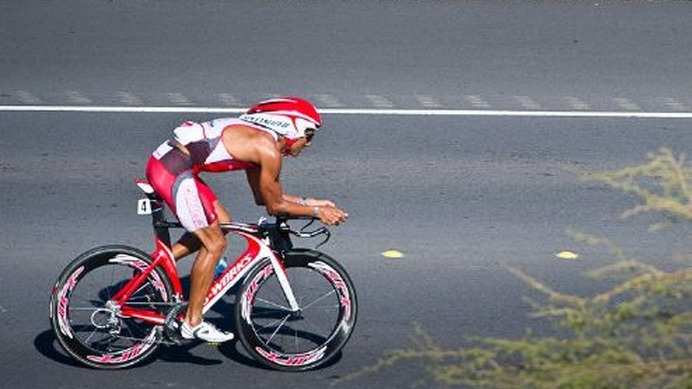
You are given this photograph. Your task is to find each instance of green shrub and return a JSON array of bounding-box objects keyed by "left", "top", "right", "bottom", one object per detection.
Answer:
[{"left": 348, "top": 149, "right": 691, "bottom": 389}]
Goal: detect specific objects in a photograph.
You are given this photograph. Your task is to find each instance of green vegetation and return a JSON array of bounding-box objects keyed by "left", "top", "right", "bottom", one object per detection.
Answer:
[
  {"left": 350, "top": 148, "right": 691, "bottom": 389},
  {"left": 586, "top": 147, "right": 692, "bottom": 228}
]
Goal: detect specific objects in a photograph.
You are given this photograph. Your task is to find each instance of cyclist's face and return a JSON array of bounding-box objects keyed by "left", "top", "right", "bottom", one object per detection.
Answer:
[{"left": 281, "top": 136, "right": 310, "bottom": 157}]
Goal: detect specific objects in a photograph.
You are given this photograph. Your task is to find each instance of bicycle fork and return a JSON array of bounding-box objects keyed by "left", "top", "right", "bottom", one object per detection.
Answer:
[
  {"left": 246, "top": 232, "right": 301, "bottom": 314},
  {"left": 268, "top": 253, "right": 301, "bottom": 314}
]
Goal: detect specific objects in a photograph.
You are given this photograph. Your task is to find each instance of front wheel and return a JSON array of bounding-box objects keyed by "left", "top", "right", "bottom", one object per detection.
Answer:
[
  {"left": 49, "top": 245, "right": 174, "bottom": 369},
  {"left": 235, "top": 249, "right": 357, "bottom": 371}
]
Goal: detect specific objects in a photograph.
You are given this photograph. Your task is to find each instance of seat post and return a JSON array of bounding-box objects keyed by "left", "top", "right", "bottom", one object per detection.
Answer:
[
  {"left": 149, "top": 197, "right": 172, "bottom": 247},
  {"left": 135, "top": 180, "right": 174, "bottom": 247}
]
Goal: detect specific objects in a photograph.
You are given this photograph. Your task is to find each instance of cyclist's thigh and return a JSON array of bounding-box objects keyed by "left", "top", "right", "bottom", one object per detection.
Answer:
[
  {"left": 173, "top": 172, "right": 219, "bottom": 232},
  {"left": 213, "top": 200, "right": 232, "bottom": 223}
]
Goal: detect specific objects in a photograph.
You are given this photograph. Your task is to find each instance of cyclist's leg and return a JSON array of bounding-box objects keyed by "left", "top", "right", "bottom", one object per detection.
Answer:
[
  {"left": 146, "top": 149, "right": 233, "bottom": 260},
  {"left": 172, "top": 201, "right": 232, "bottom": 260},
  {"left": 185, "top": 222, "right": 226, "bottom": 326},
  {"left": 180, "top": 223, "right": 235, "bottom": 342},
  {"left": 169, "top": 173, "right": 234, "bottom": 342}
]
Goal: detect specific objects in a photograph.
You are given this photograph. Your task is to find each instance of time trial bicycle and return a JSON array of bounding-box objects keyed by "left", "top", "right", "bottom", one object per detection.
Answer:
[{"left": 49, "top": 180, "right": 357, "bottom": 371}]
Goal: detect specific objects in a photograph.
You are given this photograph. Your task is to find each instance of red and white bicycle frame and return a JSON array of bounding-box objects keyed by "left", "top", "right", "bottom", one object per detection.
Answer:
[{"left": 111, "top": 182, "right": 300, "bottom": 326}]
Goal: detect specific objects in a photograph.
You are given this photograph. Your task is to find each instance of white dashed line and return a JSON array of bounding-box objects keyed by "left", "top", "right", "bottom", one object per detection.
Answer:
[
  {"left": 314, "top": 94, "right": 344, "bottom": 108},
  {"left": 466, "top": 95, "right": 491, "bottom": 109},
  {"left": 613, "top": 97, "right": 641, "bottom": 111},
  {"left": 167, "top": 93, "right": 192, "bottom": 105},
  {"left": 366, "top": 94, "right": 394, "bottom": 108},
  {"left": 17, "top": 90, "right": 42, "bottom": 104},
  {"left": 514, "top": 96, "right": 541, "bottom": 110},
  {"left": 565, "top": 96, "right": 591, "bottom": 110},
  {"left": 660, "top": 97, "right": 689, "bottom": 111},
  {"left": 218, "top": 93, "right": 240, "bottom": 106},
  {"left": 117, "top": 91, "right": 143, "bottom": 105},
  {"left": 66, "top": 90, "right": 92, "bottom": 104},
  {"left": 415, "top": 94, "right": 442, "bottom": 108}
]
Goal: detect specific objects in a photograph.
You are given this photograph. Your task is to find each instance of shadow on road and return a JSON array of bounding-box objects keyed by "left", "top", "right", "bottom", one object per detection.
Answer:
[{"left": 34, "top": 328, "right": 269, "bottom": 369}]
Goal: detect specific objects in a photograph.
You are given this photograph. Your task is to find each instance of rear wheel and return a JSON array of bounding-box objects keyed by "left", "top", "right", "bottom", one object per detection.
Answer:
[
  {"left": 236, "top": 250, "right": 357, "bottom": 371},
  {"left": 49, "top": 245, "right": 174, "bottom": 369}
]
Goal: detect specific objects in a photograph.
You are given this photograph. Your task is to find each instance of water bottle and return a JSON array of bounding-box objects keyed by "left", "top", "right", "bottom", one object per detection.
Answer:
[{"left": 214, "top": 257, "right": 228, "bottom": 278}]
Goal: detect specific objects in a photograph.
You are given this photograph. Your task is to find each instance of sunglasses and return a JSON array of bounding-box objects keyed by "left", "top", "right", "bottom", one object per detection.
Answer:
[{"left": 304, "top": 128, "right": 316, "bottom": 145}]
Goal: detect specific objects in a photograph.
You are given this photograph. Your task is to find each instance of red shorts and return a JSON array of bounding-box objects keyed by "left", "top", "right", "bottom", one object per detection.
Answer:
[{"left": 145, "top": 149, "right": 218, "bottom": 232}]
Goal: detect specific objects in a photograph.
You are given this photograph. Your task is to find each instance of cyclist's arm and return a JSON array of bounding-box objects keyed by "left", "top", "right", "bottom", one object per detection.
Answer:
[
  {"left": 246, "top": 168, "right": 329, "bottom": 207},
  {"left": 239, "top": 133, "right": 347, "bottom": 224},
  {"left": 257, "top": 166, "right": 348, "bottom": 225},
  {"left": 281, "top": 193, "right": 336, "bottom": 207},
  {"left": 250, "top": 145, "right": 318, "bottom": 218}
]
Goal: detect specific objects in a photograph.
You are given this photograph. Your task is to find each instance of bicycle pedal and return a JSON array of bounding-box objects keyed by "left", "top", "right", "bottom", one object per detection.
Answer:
[
  {"left": 156, "top": 332, "right": 183, "bottom": 346},
  {"left": 162, "top": 303, "right": 188, "bottom": 344}
]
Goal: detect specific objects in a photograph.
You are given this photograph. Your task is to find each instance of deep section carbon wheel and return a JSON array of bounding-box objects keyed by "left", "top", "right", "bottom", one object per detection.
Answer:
[
  {"left": 236, "top": 249, "right": 357, "bottom": 371},
  {"left": 49, "top": 245, "right": 173, "bottom": 369}
]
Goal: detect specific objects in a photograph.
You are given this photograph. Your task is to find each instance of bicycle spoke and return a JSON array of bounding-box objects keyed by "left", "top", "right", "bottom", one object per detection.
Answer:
[
  {"left": 255, "top": 297, "right": 292, "bottom": 312},
  {"left": 265, "top": 314, "right": 291, "bottom": 346},
  {"left": 299, "top": 289, "right": 337, "bottom": 311}
]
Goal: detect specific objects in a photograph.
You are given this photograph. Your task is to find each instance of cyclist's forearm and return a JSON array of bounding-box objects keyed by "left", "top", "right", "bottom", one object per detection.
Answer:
[
  {"left": 282, "top": 194, "right": 335, "bottom": 207},
  {"left": 282, "top": 194, "right": 309, "bottom": 205},
  {"left": 267, "top": 198, "right": 319, "bottom": 218}
]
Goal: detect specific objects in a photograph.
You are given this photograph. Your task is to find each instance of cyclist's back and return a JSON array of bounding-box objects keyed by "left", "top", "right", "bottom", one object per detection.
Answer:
[{"left": 152, "top": 118, "right": 272, "bottom": 174}]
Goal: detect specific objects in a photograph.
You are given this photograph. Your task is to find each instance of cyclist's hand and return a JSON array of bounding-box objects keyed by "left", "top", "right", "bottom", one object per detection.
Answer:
[{"left": 317, "top": 205, "right": 348, "bottom": 226}]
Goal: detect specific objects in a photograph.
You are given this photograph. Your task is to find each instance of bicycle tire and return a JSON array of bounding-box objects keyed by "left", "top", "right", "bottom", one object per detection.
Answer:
[
  {"left": 49, "top": 245, "right": 174, "bottom": 369},
  {"left": 235, "top": 249, "right": 357, "bottom": 371}
]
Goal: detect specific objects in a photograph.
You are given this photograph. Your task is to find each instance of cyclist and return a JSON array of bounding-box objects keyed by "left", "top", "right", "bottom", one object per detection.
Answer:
[{"left": 145, "top": 97, "right": 349, "bottom": 342}]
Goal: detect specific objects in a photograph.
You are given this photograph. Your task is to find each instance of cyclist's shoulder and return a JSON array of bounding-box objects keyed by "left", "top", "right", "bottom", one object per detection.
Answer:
[{"left": 222, "top": 125, "right": 280, "bottom": 164}]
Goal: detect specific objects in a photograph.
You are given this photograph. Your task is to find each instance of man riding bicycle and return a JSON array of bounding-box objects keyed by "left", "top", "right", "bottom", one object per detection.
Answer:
[{"left": 145, "top": 97, "right": 349, "bottom": 342}]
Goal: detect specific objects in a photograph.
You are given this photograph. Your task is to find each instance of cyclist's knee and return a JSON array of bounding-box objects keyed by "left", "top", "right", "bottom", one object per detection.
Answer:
[
  {"left": 195, "top": 226, "right": 227, "bottom": 256},
  {"left": 209, "top": 236, "right": 227, "bottom": 256}
]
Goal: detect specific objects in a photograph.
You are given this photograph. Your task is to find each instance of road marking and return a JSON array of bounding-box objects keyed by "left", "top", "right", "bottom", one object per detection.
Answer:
[
  {"left": 660, "top": 97, "right": 689, "bottom": 111},
  {"left": 366, "top": 94, "right": 394, "bottom": 108},
  {"left": 66, "top": 90, "right": 92, "bottom": 104},
  {"left": 556, "top": 251, "right": 579, "bottom": 260},
  {"left": 415, "top": 94, "right": 442, "bottom": 108},
  {"left": 565, "top": 96, "right": 591, "bottom": 110},
  {"left": 167, "top": 92, "right": 192, "bottom": 105},
  {"left": 314, "top": 94, "right": 344, "bottom": 108},
  {"left": 466, "top": 95, "right": 491, "bottom": 108},
  {"left": 2, "top": 105, "right": 692, "bottom": 118},
  {"left": 17, "top": 90, "right": 42, "bottom": 104},
  {"left": 117, "top": 91, "right": 143, "bottom": 105},
  {"left": 613, "top": 97, "right": 641, "bottom": 111},
  {"left": 514, "top": 96, "right": 541, "bottom": 109},
  {"left": 381, "top": 250, "right": 405, "bottom": 259},
  {"left": 218, "top": 93, "right": 240, "bottom": 106}
]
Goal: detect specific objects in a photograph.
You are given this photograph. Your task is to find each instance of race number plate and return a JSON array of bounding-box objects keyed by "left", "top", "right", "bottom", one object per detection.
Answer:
[{"left": 137, "top": 199, "right": 152, "bottom": 215}]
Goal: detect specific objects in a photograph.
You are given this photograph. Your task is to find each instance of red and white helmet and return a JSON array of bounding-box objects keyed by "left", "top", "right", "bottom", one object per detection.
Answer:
[{"left": 239, "top": 97, "right": 322, "bottom": 140}]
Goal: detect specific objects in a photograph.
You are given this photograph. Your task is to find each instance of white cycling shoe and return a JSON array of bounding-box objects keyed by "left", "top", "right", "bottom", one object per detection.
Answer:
[{"left": 180, "top": 321, "right": 234, "bottom": 343}]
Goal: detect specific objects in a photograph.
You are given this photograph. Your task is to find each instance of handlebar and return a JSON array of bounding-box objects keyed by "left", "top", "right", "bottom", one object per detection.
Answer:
[{"left": 272, "top": 216, "right": 332, "bottom": 249}]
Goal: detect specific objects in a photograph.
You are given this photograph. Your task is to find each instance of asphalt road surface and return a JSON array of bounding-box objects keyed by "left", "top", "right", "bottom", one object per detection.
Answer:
[{"left": 1, "top": 2, "right": 691, "bottom": 389}]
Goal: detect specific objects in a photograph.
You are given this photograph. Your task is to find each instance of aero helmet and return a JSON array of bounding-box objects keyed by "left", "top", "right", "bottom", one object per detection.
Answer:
[{"left": 239, "top": 97, "right": 322, "bottom": 140}]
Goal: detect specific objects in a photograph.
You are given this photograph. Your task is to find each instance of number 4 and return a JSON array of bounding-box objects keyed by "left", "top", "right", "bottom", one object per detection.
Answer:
[{"left": 137, "top": 199, "right": 152, "bottom": 215}]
